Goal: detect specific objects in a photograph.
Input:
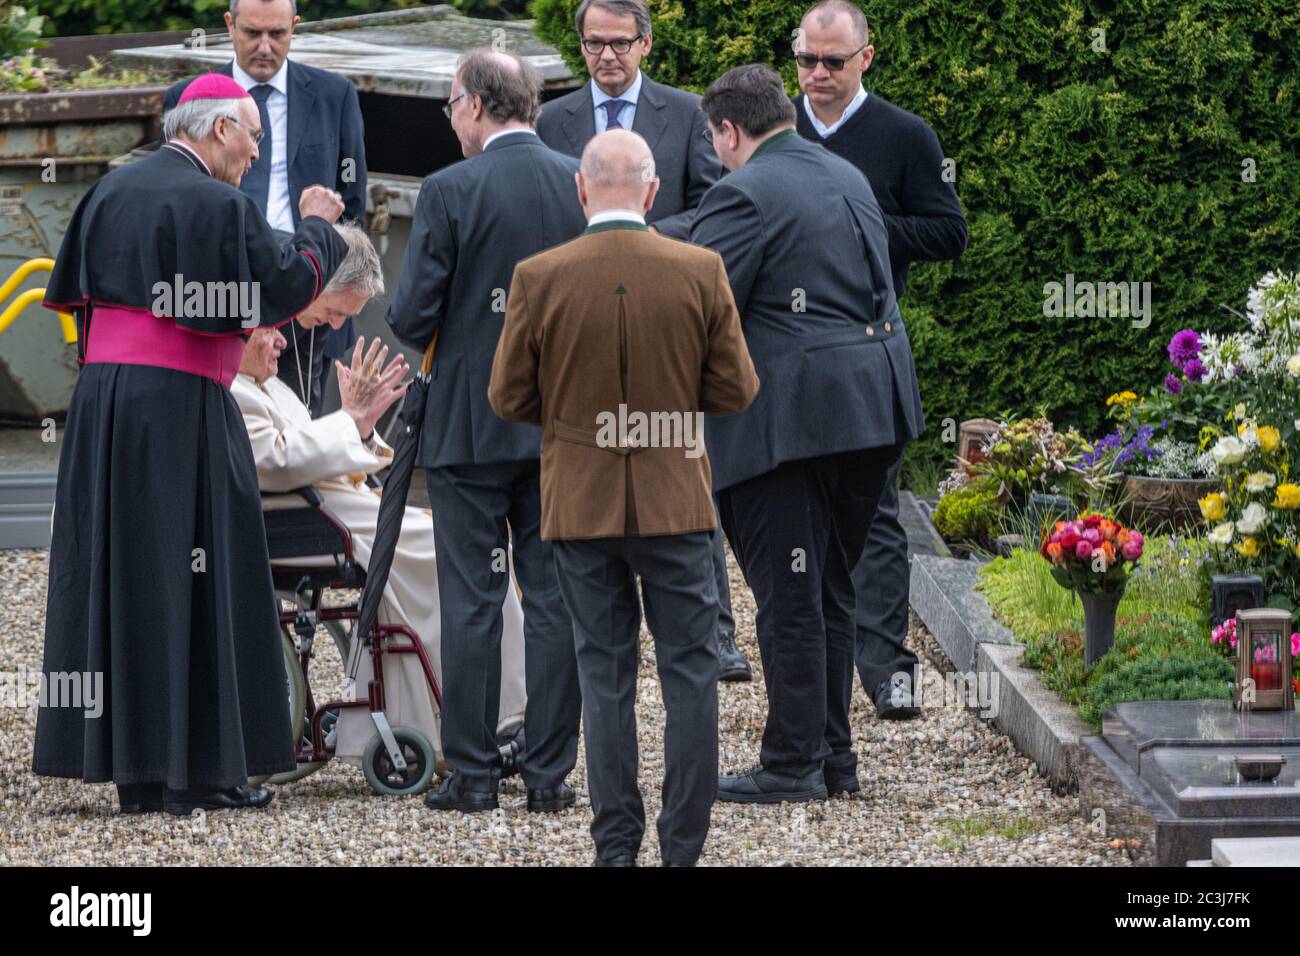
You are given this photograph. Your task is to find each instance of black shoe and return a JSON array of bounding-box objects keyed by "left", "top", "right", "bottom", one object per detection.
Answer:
[
  {"left": 594, "top": 853, "right": 637, "bottom": 867},
  {"left": 527, "top": 782, "right": 575, "bottom": 812},
  {"left": 497, "top": 723, "right": 526, "bottom": 780},
  {"left": 716, "top": 764, "right": 828, "bottom": 804},
  {"left": 163, "top": 785, "right": 273, "bottom": 816},
  {"left": 424, "top": 777, "right": 498, "bottom": 813},
  {"left": 718, "top": 632, "right": 752, "bottom": 682},
  {"left": 874, "top": 674, "right": 921, "bottom": 720},
  {"left": 662, "top": 859, "right": 696, "bottom": 867},
  {"left": 824, "top": 767, "right": 861, "bottom": 797},
  {"left": 116, "top": 783, "right": 163, "bottom": 815}
]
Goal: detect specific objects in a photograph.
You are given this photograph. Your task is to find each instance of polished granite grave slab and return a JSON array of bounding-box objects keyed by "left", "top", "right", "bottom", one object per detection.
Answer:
[{"left": 1082, "top": 700, "right": 1300, "bottom": 865}]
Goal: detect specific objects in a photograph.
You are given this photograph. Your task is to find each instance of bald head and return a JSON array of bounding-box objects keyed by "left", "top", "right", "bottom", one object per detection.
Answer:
[{"left": 576, "top": 129, "right": 659, "bottom": 217}]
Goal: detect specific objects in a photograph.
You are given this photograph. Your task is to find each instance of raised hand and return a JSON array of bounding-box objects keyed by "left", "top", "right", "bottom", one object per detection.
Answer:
[{"left": 336, "top": 336, "right": 410, "bottom": 440}]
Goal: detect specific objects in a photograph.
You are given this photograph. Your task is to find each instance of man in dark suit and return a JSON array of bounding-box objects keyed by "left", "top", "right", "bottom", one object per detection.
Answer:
[
  {"left": 536, "top": 0, "right": 749, "bottom": 684},
  {"left": 691, "top": 65, "right": 925, "bottom": 803},
  {"left": 162, "top": 0, "right": 368, "bottom": 415},
  {"left": 386, "top": 49, "right": 587, "bottom": 815},
  {"left": 490, "top": 129, "right": 758, "bottom": 865},
  {"left": 793, "top": 0, "right": 968, "bottom": 724}
]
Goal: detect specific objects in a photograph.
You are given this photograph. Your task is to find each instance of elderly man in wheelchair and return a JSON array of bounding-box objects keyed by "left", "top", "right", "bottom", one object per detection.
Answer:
[{"left": 232, "top": 223, "right": 527, "bottom": 795}]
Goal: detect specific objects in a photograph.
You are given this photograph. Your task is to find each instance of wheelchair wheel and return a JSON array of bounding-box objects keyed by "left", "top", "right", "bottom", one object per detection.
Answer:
[
  {"left": 362, "top": 726, "right": 436, "bottom": 796},
  {"left": 249, "top": 631, "right": 308, "bottom": 787}
]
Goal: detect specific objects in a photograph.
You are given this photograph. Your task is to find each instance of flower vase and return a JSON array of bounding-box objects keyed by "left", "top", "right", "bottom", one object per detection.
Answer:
[{"left": 1079, "top": 588, "right": 1124, "bottom": 667}]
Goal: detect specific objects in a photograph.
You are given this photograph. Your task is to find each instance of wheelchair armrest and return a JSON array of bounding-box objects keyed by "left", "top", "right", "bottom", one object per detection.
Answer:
[
  {"left": 261, "top": 487, "right": 356, "bottom": 566},
  {"left": 290, "top": 485, "right": 324, "bottom": 507}
]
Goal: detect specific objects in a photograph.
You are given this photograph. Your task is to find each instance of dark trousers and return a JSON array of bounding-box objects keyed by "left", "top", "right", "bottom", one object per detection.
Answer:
[
  {"left": 851, "top": 457, "right": 919, "bottom": 697},
  {"left": 554, "top": 532, "right": 719, "bottom": 864},
  {"left": 716, "top": 445, "right": 902, "bottom": 775},
  {"left": 425, "top": 460, "right": 579, "bottom": 792},
  {"left": 711, "top": 519, "right": 735, "bottom": 644}
]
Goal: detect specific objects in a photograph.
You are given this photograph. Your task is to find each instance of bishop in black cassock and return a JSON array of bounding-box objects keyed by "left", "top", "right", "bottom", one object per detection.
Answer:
[{"left": 33, "top": 73, "right": 349, "bottom": 815}]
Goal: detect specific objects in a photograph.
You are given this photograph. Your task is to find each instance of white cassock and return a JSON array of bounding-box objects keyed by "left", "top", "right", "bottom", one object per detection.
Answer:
[{"left": 231, "top": 372, "right": 527, "bottom": 766}]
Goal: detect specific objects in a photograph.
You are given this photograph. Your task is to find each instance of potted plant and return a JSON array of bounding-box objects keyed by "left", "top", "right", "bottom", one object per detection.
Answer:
[{"left": 1040, "top": 512, "right": 1145, "bottom": 666}]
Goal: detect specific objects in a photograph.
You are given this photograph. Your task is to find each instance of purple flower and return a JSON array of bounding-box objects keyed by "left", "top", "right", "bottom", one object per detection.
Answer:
[
  {"left": 1168, "top": 329, "right": 1202, "bottom": 370},
  {"left": 1164, "top": 373, "right": 1183, "bottom": 395},
  {"left": 1183, "top": 358, "right": 1206, "bottom": 383}
]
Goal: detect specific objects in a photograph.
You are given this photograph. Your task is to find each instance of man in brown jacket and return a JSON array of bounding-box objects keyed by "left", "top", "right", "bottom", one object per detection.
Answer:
[{"left": 489, "top": 128, "right": 758, "bottom": 866}]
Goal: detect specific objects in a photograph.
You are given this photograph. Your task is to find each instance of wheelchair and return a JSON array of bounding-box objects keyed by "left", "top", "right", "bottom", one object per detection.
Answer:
[{"left": 251, "top": 484, "right": 526, "bottom": 796}]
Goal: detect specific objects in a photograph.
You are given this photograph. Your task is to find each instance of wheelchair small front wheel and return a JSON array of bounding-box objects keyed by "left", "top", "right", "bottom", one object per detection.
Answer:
[{"left": 363, "top": 726, "right": 436, "bottom": 796}]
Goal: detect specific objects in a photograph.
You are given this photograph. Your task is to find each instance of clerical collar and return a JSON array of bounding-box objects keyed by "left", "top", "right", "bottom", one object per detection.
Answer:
[
  {"left": 750, "top": 128, "right": 799, "bottom": 159},
  {"left": 231, "top": 57, "right": 289, "bottom": 96},
  {"left": 163, "top": 140, "right": 213, "bottom": 177}
]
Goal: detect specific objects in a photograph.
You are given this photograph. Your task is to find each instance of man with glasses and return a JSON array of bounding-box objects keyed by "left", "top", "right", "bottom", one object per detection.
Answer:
[
  {"left": 792, "top": 1, "right": 967, "bottom": 743},
  {"left": 387, "top": 49, "right": 587, "bottom": 815},
  {"left": 538, "top": 0, "right": 751, "bottom": 687},
  {"left": 162, "top": 0, "right": 368, "bottom": 416}
]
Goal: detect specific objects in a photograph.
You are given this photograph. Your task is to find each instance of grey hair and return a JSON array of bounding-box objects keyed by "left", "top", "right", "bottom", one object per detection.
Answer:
[
  {"left": 229, "top": 0, "right": 298, "bottom": 17},
  {"left": 322, "top": 222, "right": 384, "bottom": 299},
  {"left": 162, "top": 97, "right": 245, "bottom": 142},
  {"left": 575, "top": 0, "right": 652, "bottom": 38}
]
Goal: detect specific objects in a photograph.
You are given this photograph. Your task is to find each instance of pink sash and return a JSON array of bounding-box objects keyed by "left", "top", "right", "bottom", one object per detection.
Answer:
[{"left": 83, "top": 305, "right": 246, "bottom": 388}]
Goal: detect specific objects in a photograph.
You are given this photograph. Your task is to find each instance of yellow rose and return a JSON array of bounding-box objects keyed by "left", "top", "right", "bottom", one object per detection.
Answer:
[
  {"left": 1257, "top": 426, "right": 1281, "bottom": 453},
  {"left": 1199, "top": 492, "right": 1229, "bottom": 522},
  {"left": 1234, "top": 536, "right": 1262, "bottom": 559},
  {"left": 1273, "top": 483, "right": 1300, "bottom": 510}
]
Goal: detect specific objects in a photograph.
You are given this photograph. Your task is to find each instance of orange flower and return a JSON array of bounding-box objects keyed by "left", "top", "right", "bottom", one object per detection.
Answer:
[
  {"left": 1045, "top": 542, "right": 1064, "bottom": 564},
  {"left": 1100, "top": 519, "right": 1118, "bottom": 541},
  {"left": 1100, "top": 541, "right": 1116, "bottom": 563}
]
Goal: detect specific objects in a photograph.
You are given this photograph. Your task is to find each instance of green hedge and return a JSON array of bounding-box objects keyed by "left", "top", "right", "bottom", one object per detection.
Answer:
[{"left": 533, "top": 0, "right": 1300, "bottom": 476}]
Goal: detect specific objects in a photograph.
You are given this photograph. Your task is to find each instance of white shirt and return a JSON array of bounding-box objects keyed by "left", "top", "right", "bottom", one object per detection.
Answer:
[
  {"left": 232, "top": 58, "right": 293, "bottom": 231},
  {"left": 592, "top": 70, "right": 643, "bottom": 134},
  {"left": 803, "top": 84, "right": 868, "bottom": 139},
  {"left": 483, "top": 128, "right": 539, "bottom": 151},
  {"left": 587, "top": 209, "right": 647, "bottom": 226}
]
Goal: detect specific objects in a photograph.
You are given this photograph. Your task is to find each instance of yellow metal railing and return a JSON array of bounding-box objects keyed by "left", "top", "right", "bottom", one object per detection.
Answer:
[{"left": 0, "top": 258, "right": 77, "bottom": 343}]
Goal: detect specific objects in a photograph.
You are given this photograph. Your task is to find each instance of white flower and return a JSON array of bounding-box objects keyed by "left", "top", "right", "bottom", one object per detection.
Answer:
[
  {"left": 1208, "top": 522, "right": 1235, "bottom": 546},
  {"left": 1211, "top": 435, "right": 1248, "bottom": 466},
  {"left": 1233, "top": 402, "right": 1248, "bottom": 419},
  {"left": 1237, "top": 502, "right": 1268, "bottom": 535},
  {"left": 1245, "top": 471, "right": 1277, "bottom": 493},
  {"left": 1288, "top": 355, "right": 1300, "bottom": 377}
]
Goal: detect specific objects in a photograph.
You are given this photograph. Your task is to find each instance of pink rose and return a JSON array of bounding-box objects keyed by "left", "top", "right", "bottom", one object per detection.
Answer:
[
  {"left": 1121, "top": 540, "right": 1142, "bottom": 561},
  {"left": 1060, "top": 529, "right": 1080, "bottom": 549},
  {"left": 1075, "top": 540, "right": 1093, "bottom": 559},
  {"left": 1292, "top": 633, "right": 1299, "bottom": 657},
  {"left": 1128, "top": 531, "right": 1144, "bottom": 549},
  {"left": 1082, "top": 528, "right": 1102, "bottom": 545}
]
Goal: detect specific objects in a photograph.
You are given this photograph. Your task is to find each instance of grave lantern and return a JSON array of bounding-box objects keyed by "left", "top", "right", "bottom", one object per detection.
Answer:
[
  {"left": 1211, "top": 574, "right": 1264, "bottom": 628},
  {"left": 956, "top": 418, "right": 999, "bottom": 475},
  {"left": 1233, "top": 608, "right": 1294, "bottom": 711}
]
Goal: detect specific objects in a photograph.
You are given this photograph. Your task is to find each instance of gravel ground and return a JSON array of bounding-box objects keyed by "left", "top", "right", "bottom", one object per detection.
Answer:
[{"left": 1, "top": 546, "right": 1128, "bottom": 866}]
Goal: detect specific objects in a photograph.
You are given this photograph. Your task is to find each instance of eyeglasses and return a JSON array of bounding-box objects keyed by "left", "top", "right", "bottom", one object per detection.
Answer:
[
  {"left": 442, "top": 93, "right": 467, "bottom": 119},
  {"left": 793, "top": 44, "right": 867, "bottom": 71},
  {"left": 701, "top": 125, "right": 714, "bottom": 145},
  {"left": 582, "top": 35, "right": 643, "bottom": 56},
  {"left": 226, "top": 116, "right": 264, "bottom": 144}
]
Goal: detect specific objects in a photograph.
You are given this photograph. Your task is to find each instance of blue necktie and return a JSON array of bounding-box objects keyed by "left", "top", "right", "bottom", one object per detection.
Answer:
[
  {"left": 241, "top": 84, "right": 274, "bottom": 212},
  {"left": 602, "top": 98, "right": 627, "bottom": 130}
]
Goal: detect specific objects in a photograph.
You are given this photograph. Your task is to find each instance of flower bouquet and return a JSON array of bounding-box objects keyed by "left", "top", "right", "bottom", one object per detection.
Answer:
[{"left": 1040, "top": 513, "right": 1145, "bottom": 665}]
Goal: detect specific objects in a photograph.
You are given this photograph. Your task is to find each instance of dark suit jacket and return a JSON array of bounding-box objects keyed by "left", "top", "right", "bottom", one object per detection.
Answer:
[
  {"left": 385, "top": 132, "right": 588, "bottom": 470},
  {"left": 537, "top": 75, "right": 720, "bottom": 240},
  {"left": 164, "top": 59, "right": 367, "bottom": 358},
  {"left": 489, "top": 221, "right": 759, "bottom": 540},
  {"left": 689, "top": 130, "right": 926, "bottom": 493}
]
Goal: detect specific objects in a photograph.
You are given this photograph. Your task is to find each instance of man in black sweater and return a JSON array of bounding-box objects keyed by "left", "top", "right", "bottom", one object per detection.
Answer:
[{"left": 792, "top": 1, "right": 967, "bottom": 740}]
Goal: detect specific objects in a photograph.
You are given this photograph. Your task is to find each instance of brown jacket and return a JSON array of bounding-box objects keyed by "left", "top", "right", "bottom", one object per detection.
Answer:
[{"left": 488, "top": 220, "right": 759, "bottom": 540}]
